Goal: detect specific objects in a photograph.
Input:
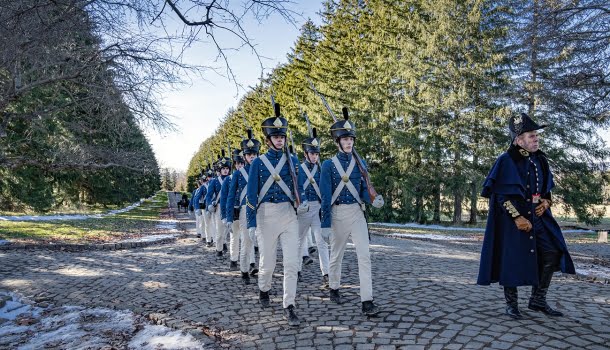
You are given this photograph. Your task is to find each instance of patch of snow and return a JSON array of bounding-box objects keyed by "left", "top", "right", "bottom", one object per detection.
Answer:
[
  {"left": 120, "top": 234, "right": 178, "bottom": 243},
  {"left": 371, "top": 222, "right": 593, "bottom": 234},
  {"left": 575, "top": 264, "right": 610, "bottom": 280},
  {"left": 128, "top": 325, "right": 204, "bottom": 350},
  {"left": 0, "top": 197, "right": 154, "bottom": 222},
  {"left": 155, "top": 220, "right": 178, "bottom": 232},
  {"left": 384, "top": 232, "right": 476, "bottom": 241},
  {"left": 0, "top": 290, "right": 205, "bottom": 349}
]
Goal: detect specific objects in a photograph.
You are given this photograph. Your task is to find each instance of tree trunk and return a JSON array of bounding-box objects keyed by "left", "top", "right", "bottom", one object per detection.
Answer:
[{"left": 469, "top": 181, "right": 478, "bottom": 224}]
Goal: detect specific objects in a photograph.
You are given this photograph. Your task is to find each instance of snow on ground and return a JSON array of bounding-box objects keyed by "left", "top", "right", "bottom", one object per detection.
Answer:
[
  {"left": 383, "top": 232, "right": 477, "bottom": 241},
  {"left": 576, "top": 264, "right": 610, "bottom": 281},
  {"left": 0, "top": 197, "right": 155, "bottom": 222},
  {"left": 120, "top": 234, "right": 178, "bottom": 243},
  {"left": 371, "top": 222, "right": 593, "bottom": 234},
  {"left": 0, "top": 291, "right": 205, "bottom": 350}
]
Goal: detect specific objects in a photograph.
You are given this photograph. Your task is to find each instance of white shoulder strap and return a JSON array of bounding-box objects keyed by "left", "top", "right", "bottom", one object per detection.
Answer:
[
  {"left": 258, "top": 154, "right": 293, "bottom": 202},
  {"left": 238, "top": 167, "right": 249, "bottom": 204},
  {"left": 330, "top": 156, "right": 362, "bottom": 205},
  {"left": 301, "top": 163, "right": 321, "bottom": 200}
]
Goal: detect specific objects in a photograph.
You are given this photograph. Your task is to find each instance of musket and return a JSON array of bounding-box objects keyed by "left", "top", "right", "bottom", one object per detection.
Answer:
[
  {"left": 295, "top": 97, "right": 313, "bottom": 138},
  {"left": 272, "top": 102, "right": 301, "bottom": 208},
  {"left": 307, "top": 77, "right": 380, "bottom": 202}
]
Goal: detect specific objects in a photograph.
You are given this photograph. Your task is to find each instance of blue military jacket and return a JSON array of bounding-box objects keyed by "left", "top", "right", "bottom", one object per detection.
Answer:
[
  {"left": 319, "top": 151, "right": 371, "bottom": 229},
  {"left": 220, "top": 175, "right": 232, "bottom": 220},
  {"left": 246, "top": 148, "right": 299, "bottom": 228},
  {"left": 298, "top": 160, "right": 321, "bottom": 203},
  {"left": 192, "top": 183, "right": 208, "bottom": 210},
  {"left": 205, "top": 175, "right": 228, "bottom": 211},
  {"left": 477, "top": 145, "right": 575, "bottom": 287},
  {"left": 226, "top": 164, "right": 250, "bottom": 223}
]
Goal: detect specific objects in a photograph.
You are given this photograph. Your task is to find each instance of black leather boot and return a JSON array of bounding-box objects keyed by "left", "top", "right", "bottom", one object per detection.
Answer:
[
  {"left": 362, "top": 300, "right": 380, "bottom": 316},
  {"left": 529, "top": 252, "right": 563, "bottom": 317},
  {"left": 230, "top": 261, "right": 238, "bottom": 270},
  {"left": 504, "top": 287, "right": 523, "bottom": 319},
  {"left": 259, "top": 290, "right": 270, "bottom": 308},
  {"left": 330, "top": 288, "right": 342, "bottom": 304},
  {"left": 249, "top": 263, "right": 258, "bottom": 276},
  {"left": 241, "top": 272, "right": 250, "bottom": 285},
  {"left": 322, "top": 274, "right": 329, "bottom": 288},
  {"left": 216, "top": 251, "right": 223, "bottom": 257},
  {"left": 283, "top": 305, "right": 300, "bottom": 327},
  {"left": 302, "top": 256, "right": 313, "bottom": 266}
]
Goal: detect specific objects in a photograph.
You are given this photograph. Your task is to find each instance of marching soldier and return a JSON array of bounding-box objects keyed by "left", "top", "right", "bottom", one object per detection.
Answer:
[
  {"left": 192, "top": 173, "right": 209, "bottom": 241},
  {"left": 319, "top": 108, "right": 384, "bottom": 316},
  {"left": 477, "top": 113, "right": 575, "bottom": 319},
  {"left": 296, "top": 128, "right": 330, "bottom": 285},
  {"left": 202, "top": 169, "right": 215, "bottom": 246},
  {"left": 205, "top": 153, "right": 232, "bottom": 257},
  {"left": 246, "top": 103, "right": 301, "bottom": 327},
  {"left": 221, "top": 150, "right": 246, "bottom": 270},
  {"left": 227, "top": 129, "right": 261, "bottom": 284}
]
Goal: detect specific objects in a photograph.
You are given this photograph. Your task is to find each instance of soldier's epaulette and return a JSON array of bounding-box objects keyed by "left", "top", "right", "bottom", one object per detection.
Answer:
[
  {"left": 247, "top": 198, "right": 255, "bottom": 210},
  {"left": 503, "top": 200, "right": 520, "bottom": 218}
]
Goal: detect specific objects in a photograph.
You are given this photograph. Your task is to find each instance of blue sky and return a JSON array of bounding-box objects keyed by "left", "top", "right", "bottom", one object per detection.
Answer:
[{"left": 145, "top": 2, "right": 324, "bottom": 171}]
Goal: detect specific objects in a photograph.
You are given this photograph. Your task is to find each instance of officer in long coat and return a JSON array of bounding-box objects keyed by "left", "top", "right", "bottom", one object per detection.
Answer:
[
  {"left": 246, "top": 103, "right": 301, "bottom": 327},
  {"left": 477, "top": 113, "right": 575, "bottom": 319}
]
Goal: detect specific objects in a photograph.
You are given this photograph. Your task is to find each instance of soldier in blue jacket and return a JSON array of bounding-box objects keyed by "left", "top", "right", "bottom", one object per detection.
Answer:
[
  {"left": 192, "top": 172, "right": 209, "bottom": 242},
  {"left": 477, "top": 113, "right": 575, "bottom": 319},
  {"left": 319, "top": 108, "right": 384, "bottom": 317},
  {"left": 201, "top": 169, "right": 215, "bottom": 246},
  {"left": 296, "top": 128, "right": 330, "bottom": 285},
  {"left": 206, "top": 154, "right": 231, "bottom": 257},
  {"left": 222, "top": 149, "right": 245, "bottom": 270},
  {"left": 246, "top": 103, "right": 301, "bottom": 326},
  {"left": 227, "top": 129, "right": 260, "bottom": 285}
]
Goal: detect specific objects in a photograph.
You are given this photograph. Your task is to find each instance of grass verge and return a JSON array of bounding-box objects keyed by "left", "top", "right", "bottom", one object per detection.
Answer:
[{"left": 0, "top": 192, "right": 171, "bottom": 244}]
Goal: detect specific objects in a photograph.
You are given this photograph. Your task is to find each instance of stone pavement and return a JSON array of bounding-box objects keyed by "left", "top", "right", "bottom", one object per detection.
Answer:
[{"left": 0, "top": 214, "right": 609, "bottom": 349}]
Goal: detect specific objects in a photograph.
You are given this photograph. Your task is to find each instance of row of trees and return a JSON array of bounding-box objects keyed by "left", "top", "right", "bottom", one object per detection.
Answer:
[{"left": 187, "top": 0, "right": 610, "bottom": 224}]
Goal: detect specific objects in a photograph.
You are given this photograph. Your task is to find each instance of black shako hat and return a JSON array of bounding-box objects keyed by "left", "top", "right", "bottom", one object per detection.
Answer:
[
  {"left": 216, "top": 150, "right": 231, "bottom": 169},
  {"left": 261, "top": 103, "right": 288, "bottom": 138},
  {"left": 241, "top": 129, "right": 261, "bottom": 155},
  {"left": 509, "top": 113, "right": 547, "bottom": 140},
  {"left": 330, "top": 107, "right": 357, "bottom": 141},
  {"left": 302, "top": 127, "right": 321, "bottom": 154},
  {"left": 232, "top": 149, "right": 244, "bottom": 164}
]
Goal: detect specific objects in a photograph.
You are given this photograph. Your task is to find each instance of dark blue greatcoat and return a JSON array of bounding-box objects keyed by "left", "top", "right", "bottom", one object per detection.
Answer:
[{"left": 477, "top": 145, "right": 575, "bottom": 287}]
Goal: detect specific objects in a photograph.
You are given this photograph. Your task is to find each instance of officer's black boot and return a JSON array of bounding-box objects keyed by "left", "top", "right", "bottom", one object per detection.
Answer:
[
  {"left": 362, "top": 300, "right": 380, "bottom": 316},
  {"left": 302, "top": 256, "right": 313, "bottom": 266},
  {"left": 330, "top": 288, "right": 343, "bottom": 304},
  {"left": 504, "top": 286, "right": 523, "bottom": 319},
  {"left": 230, "top": 261, "right": 238, "bottom": 270},
  {"left": 283, "top": 305, "right": 300, "bottom": 327},
  {"left": 241, "top": 272, "right": 250, "bottom": 285},
  {"left": 259, "top": 290, "right": 270, "bottom": 308},
  {"left": 249, "top": 263, "right": 258, "bottom": 277},
  {"left": 528, "top": 252, "right": 563, "bottom": 317}
]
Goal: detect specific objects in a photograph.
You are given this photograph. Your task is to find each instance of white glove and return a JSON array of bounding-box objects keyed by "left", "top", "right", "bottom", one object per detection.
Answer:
[
  {"left": 297, "top": 201, "right": 309, "bottom": 214},
  {"left": 248, "top": 227, "right": 257, "bottom": 242},
  {"left": 222, "top": 219, "right": 227, "bottom": 225},
  {"left": 372, "top": 195, "right": 385, "bottom": 209},
  {"left": 207, "top": 205, "right": 216, "bottom": 213},
  {"left": 195, "top": 209, "right": 202, "bottom": 216},
  {"left": 321, "top": 228, "right": 332, "bottom": 240}
]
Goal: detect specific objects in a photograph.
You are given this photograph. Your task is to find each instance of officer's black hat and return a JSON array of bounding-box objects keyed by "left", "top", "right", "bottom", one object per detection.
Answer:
[
  {"left": 261, "top": 103, "right": 288, "bottom": 138},
  {"left": 232, "top": 149, "right": 244, "bottom": 164},
  {"left": 330, "top": 107, "right": 357, "bottom": 141},
  {"left": 241, "top": 129, "right": 261, "bottom": 155},
  {"left": 302, "top": 127, "right": 321, "bottom": 154},
  {"left": 205, "top": 167, "right": 214, "bottom": 178},
  {"left": 509, "top": 113, "right": 547, "bottom": 140}
]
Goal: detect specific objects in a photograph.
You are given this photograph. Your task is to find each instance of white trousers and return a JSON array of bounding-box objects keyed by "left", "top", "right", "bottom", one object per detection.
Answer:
[
  {"left": 256, "top": 202, "right": 299, "bottom": 308},
  {"left": 297, "top": 201, "right": 329, "bottom": 275},
  {"left": 195, "top": 210, "right": 204, "bottom": 238},
  {"left": 239, "top": 206, "right": 257, "bottom": 272},
  {"left": 204, "top": 211, "right": 214, "bottom": 243},
  {"left": 329, "top": 204, "right": 373, "bottom": 302},
  {"left": 230, "top": 217, "right": 240, "bottom": 261},
  {"left": 214, "top": 209, "right": 226, "bottom": 252}
]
